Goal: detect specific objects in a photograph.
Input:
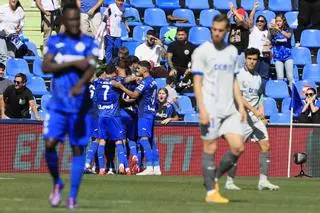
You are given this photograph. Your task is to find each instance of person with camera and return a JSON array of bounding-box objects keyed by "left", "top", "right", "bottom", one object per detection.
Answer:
[{"left": 298, "top": 88, "right": 320, "bottom": 124}]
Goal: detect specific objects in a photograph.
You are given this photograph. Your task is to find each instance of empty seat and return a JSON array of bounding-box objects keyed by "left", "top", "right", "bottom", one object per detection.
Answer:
[
  {"left": 124, "top": 7, "right": 142, "bottom": 26},
  {"left": 155, "top": 78, "right": 166, "bottom": 89},
  {"left": 241, "top": 0, "right": 264, "bottom": 11},
  {"left": 199, "top": 9, "right": 221, "bottom": 27},
  {"left": 214, "top": 0, "right": 236, "bottom": 10},
  {"left": 41, "top": 94, "right": 52, "bottom": 112},
  {"left": 172, "top": 9, "right": 196, "bottom": 27},
  {"left": 27, "top": 76, "right": 48, "bottom": 96},
  {"left": 130, "top": 0, "right": 154, "bottom": 8},
  {"left": 144, "top": 8, "right": 168, "bottom": 27},
  {"left": 254, "top": 10, "right": 276, "bottom": 25},
  {"left": 188, "top": 27, "right": 211, "bottom": 45},
  {"left": 295, "top": 80, "right": 317, "bottom": 98},
  {"left": 291, "top": 47, "right": 312, "bottom": 65},
  {"left": 184, "top": 113, "right": 199, "bottom": 122},
  {"left": 156, "top": 0, "right": 180, "bottom": 9},
  {"left": 300, "top": 30, "right": 320, "bottom": 48},
  {"left": 177, "top": 96, "right": 195, "bottom": 114},
  {"left": 25, "top": 41, "right": 39, "bottom": 56},
  {"left": 269, "top": 0, "right": 292, "bottom": 11},
  {"left": 122, "top": 41, "right": 140, "bottom": 55},
  {"left": 265, "top": 80, "right": 290, "bottom": 99},
  {"left": 186, "top": 0, "right": 209, "bottom": 9},
  {"left": 317, "top": 49, "right": 320, "bottom": 64},
  {"left": 6, "top": 58, "right": 31, "bottom": 77},
  {"left": 33, "top": 57, "right": 52, "bottom": 79},
  {"left": 293, "top": 65, "right": 299, "bottom": 82},
  {"left": 160, "top": 26, "right": 177, "bottom": 44},
  {"left": 104, "top": 0, "right": 115, "bottom": 6},
  {"left": 285, "top": 11, "right": 298, "bottom": 29},
  {"left": 302, "top": 64, "right": 320, "bottom": 83},
  {"left": 269, "top": 112, "right": 291, "bottom": 124},
  {"left": 263, "top": 97, "right": 278, "bottom": 117},
  {"left": 132, "top": 25, "right": 153, "bottom": 42}
]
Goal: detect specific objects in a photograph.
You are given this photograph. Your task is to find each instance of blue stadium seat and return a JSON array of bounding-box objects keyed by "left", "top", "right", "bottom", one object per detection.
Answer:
[
  {"left": 121, "top": 22, "right": 130, "bottom": 40},
  {"left": 269, "top": 0, "right": 292, "bottom": 11},
  {"left": 265, "top": 80, "right": 290, "bottom": 99},
  {"left": 122, "top": 41, "right": 140, "bottom": 55},
  {"left": 300, "top": 30, "right": 320, "bottom": 48},
  {"left": 144, "top": 8, "right": 168, "bottom": 27},
  {"left": 199, "top": 9, "right": 221, "bottom": 27},
  {"left": 132, "top": 25, "right": 153, "bottom": 42},
  {"left": 155, "top": 78, "right": 166, "bottom": 89},
  {"left": 130, "top": 0, "right": 154, "bottom": 8},
  {"left": 27, "top": 76, "right": 48, "bottom": 96},
  {"left": 33, "top": 57, "right": 52, "bottom": 79},
  {"left": 295, "top": 80, "right": 317, "bottom": 99},
  {"left": 285, "top": 11, "right": 298, "bottom": 29},
  {"left": 317, "top": 49, "right": 320, "bottom": 64},
  {"left": 156, "top": 0, "right": 180, "bottom": 9},
  {"left": 41, "top": 94, "right": 52, "bottom": 112},
  {"left": 172, "top": 9, "right": 196, "bottom": 27},
  {"left": 263, "top": 97, "right": 278, "bottom": 117},
  {"left": 241, "top": 0, "right": 264, "bottom": 11},
  {"left": 186, "top": 0, "right": 209, "bottom": 9},
  {"left": 177, "top": 95, "right": 195, "bottom": 114},
  {"left": 160, "top": 26, "right": 177, "bottom": 44},
  {"left": 254, "top": 10, "right": 276, "bottom": 25},
  {"left": 124, "top": 7, "right": 142, "bottom": 26},
  {"left": 184, "top": 113, "right": 199, "bottom": 122},
  {"left": 293, "top": 65, "right": 299, "bottom": 82},
  {"left": 302, "top": 64, "right": 320, "bottom": 83},
  {"left": 188, "top": 27, "right": 211, "bottom": 45},
  {"left": 291, "top": 47, "right": 312, "bottom": 65},
  {"left": 104, "top": 0, "right": 114, "bottom": 6},
  {"left": 25, "top": 41, "right": 39, "bottom": 56},
  {"left": 214, "top": 0, "right": 236, "bottom": 10},
  {"left": 6, "top": 58, "right": 31, "bottom": 77},
  {"left": 281, "top": 97, "right": 299, "bottom": 116},
  {"left": 100, "top": 6, "right": 107, "bottom": 14},
  {"left": 269, "top": 112, "right": 291, "bottom": 124}
]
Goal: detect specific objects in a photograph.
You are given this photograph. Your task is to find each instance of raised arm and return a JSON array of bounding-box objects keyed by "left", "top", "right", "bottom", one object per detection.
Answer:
[{"left": 248, "top": 1, "right": 259, "bottom": 29}]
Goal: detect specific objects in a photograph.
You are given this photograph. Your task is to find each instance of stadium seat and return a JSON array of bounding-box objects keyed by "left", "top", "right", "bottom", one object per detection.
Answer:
[
  {"left": 104, "top": 0, "right": 114, "bottom": 6},
  {"left": 177, "top": 96, "right": 195, "bottom": 114},
  {"left": 186, "top": 0, "right": 209, "bottom": 9},
  {"left": 25, "top": 41, "right": 39, "bottom": 56},
  {"left": 199, "top": 9, "right": 221, "bottom": 27},
  {"left": 265, "top": 80, "right": 290, "bottom": 99},
  {"left": 122, "top": 41, "right": 140, "bottom": 55},
  {"left": 172, "top": 9, "right": 196, "bottom": 27},
  {"left": 144, "top": 8, "right": 168, "bottom": 27},
  {"left": 156, "top": 0, "right": 180, "bottom": 9},
  {"left": 214, "top": 0, "right": 236, "bottom": 10},
  {"left": 268, "top": 0, "right": 292, "bottom": 11},
  {"left": 317, "top": 49, "right": 320, "bottom": 64},
  {"left": 184, "top": 113, "right": 199, "bottom": 122},
  {"left": 263, "top": 97, "right": 278, "bottom": 117},
  {"left": 41, "top": 94, "right": 52, "bottom": 112},
  {"left": 269, "top": 112, "right": 291, "bottom": 124},
  {"left": 6, "top": 58, "right": 31, "bottom": 77},
  {"left": 124, "top": 7, "right": 142, "bottom": 26},
  {"left": 121, "top": 22, "right": 130, "bottom": 40},
  {"left": 302, "top": 64, "right": 320, "bottom": 83},
  {"left": 254, "top": 10, "right": 276, "bottom": 25},
  {"left": 241, "top": 0, "right": 264, "bottom": 11},
  {"left": 291, "top": 47, "right": 312, "bottom": 65},
  {"left": 293, "top": 65, "right": 299, "bottom": 82},
  {"left": 33, "top": 57, "right": 52, "bottom": 79},
  {"left": 285, "top": 11, "right": 298, "bottom": 29},
  {"left": 160, "top": 26, "right": 177, "bottom": 44},
  {"left": 155, "top": 78, "right": 166, "bottom": 89},
  {"left": 188, "top": 27, "right": 211, "bottom": 45},
  {"left": 295, "top": 80, "right": 317, "bottom": 99},
  {"left": 300, "top": 30, "right": 320, "bottom": 48},
  {"left": 27, "top": 76, "right": 48, "bottom": 96},
  {"left": 281, "top": 97, "right": 299, "bottom": 117},
  {"left": 132, "top": 25, "right": 153, "bottom": 42},
  {"left": 130, "top": 0, "right": 154, "bottom": 8}
]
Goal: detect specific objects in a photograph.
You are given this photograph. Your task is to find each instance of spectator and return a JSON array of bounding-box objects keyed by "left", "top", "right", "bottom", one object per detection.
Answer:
[
  {"left": 165, "top": 76, "right": 180, "bottom": 110},
  {"left": 0, "top": 0, "right": 25, "bottom": 64},
  {"left": 270, "top": 13, "right": 294, "bottom": 87},
  {"left": 2, "top": 73, "right": 40, "bottom": 120},
  {"left": 298, "top": 88, "right": 320, "bottom": 124},
  {"left": 228, "top": 3, "right": 250, "bottom": 55},
  {"left": 248, "top": 1, "right": 271, "bottom": 93},
  {"left": 167, "top": 13, "right": 188, "bottom": 24},
  {"left": 135, "top": 30, "right": 167, "bottom": 78},
  {"left": 128, "top": 55, "right": 139, "bottom": 75},
  {"left": 112, "top": 46, "right": 129, "bottom": 66},
  {"left": 167, "top": 28, "right": 195, "bottom": 79},
  {"left": 0, "top": 63, "right": 12, "bottom": 116},
  {"left": 77, "top": 0, "right": 103, "bottom": 37},
  {"left": 36, "top": 0, "right": 63, "bottom": 43},
  {"left": 175, "top": 69, "right": 193, "bottom": 94},
  {"left": 156, "top": 88, "right": 179, "bottom": 125}
]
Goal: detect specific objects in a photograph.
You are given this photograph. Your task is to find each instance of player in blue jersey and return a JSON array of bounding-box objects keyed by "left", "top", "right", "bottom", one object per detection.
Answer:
[
  {"left": 113, "top": 60, "right": 161, "bottom": 175},
  {"left": 94, "top": 64, "right": 130, "bottom": 175},
  {"left": 42, "top": 4, "right": 99, "bottom": 209}
]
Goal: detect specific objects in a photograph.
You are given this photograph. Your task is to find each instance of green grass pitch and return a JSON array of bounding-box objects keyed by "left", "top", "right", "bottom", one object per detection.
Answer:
[{"left": 0, "top": 174, "right": 319, "bottom": 213}]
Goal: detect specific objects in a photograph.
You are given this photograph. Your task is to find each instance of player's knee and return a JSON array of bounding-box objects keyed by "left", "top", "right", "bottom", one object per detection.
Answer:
[
  {"left": 99, "top": 139, "right": 106, "bottom": 146},
  {"left": 203, "top": 141, "right": 217, "bottom": 154},
  {"left": 260, "top": 140, "right": 270, "bottom": 152},
  {"left": 45, "top": 139, "right": 58, "bottom": 151},
  {"left": 230, "top": 142, "right": 244, "bottom": 156}
]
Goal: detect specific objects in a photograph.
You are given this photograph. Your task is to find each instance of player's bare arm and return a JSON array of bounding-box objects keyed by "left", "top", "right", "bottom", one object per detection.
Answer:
[
  {"left": 193, "top": 74, "right": 209, "bottom": 125},
  {"left": 112, "top": 81, "right": 140, "bottom": 99},
  {"left": 233, "top": 79, "right": 247, "bottom": 122}
]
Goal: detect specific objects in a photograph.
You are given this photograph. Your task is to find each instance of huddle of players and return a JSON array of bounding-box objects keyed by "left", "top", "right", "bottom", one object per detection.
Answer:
[{"left": 84, "top": 60, "right": 161, "bottom": 176}]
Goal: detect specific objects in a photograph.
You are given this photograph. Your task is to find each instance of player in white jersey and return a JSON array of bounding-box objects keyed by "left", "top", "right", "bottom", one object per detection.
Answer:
[
  {"left": 192, "top": 14, "right": 247, "bottom": 204},
  {"left": 224, "top": 48, "right": 280, "bottom": 191}
]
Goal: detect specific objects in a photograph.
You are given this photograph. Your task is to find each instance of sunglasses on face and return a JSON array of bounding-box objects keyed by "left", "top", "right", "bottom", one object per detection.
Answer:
[
  {"left": 306, "top": 93, "right": 314, "bottom": 97},
  {"left": 14, "top": 80, "right": 22, "bottom": 85}
]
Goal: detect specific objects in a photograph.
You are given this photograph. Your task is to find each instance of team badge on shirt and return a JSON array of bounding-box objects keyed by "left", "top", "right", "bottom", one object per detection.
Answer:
[{"left": 75, "top": 42, "right": 85, "bottom": 52}]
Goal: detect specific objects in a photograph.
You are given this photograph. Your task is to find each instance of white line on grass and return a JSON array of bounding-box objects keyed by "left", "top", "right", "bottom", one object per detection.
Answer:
[{"left": 0, "top": 177, "right": 15, "bottom": 180}]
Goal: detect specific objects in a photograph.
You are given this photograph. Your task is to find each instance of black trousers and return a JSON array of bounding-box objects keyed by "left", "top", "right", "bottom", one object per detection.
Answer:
[{"left": 298, "top": 111, "right": 320, "bottom": 124}]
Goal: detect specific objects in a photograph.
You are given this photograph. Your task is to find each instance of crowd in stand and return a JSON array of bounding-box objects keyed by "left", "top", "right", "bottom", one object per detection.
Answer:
[{"left": 0, "top": 0, "right": 320, "bottom": 123}]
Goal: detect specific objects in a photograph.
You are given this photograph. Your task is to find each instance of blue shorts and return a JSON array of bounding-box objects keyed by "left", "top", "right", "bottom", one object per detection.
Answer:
[
  {"left": 89, "top": 114, "right": 99, "bottom": 139},
  {"left": 138, "top": 117, "right": 154, "bottom": 138},
  {"left": 98, "top": 116, "right": 124, "bottom": 141},
  {"left": 43, "top": 110, "right": 91, "bottom": 147},
  {"left": 120, "top": 109, "right": 137, "bottom": 141}
]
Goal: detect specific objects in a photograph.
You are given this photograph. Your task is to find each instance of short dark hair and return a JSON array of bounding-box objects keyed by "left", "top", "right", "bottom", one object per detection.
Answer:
[
  {"left": 307, "top": 87, "right": 317, "bottom": 95},
  {"left": 138, "top": 60, "right": 151, "bottom": 71},
  {"left": 166, "top": 76, "right": 175, "bottom": 85},
  {"left": 62, "top": 3, "right": 79, "bottom": 15},
  {"left": 244, "top": 48, "right": 260, "bottom": 58},
  {"left": 147, "top": 30, "right": 157, "bottom": 37},
  {"left": 0, "top": 62, "right": 5, "bottom": 70},
  {"left": 15, "top": 73, "right": 27, "bottom": 83},
  {"left": 129, "top": 55, "right": 139, "bottom": 64},
  {"left": 105, "top": 64, "right": 117, "bottom": 75},
  {"left": 213, "top": 14, "right": 230, "bottom": 29},
  {"left": 176, "top": 27, "right": 187, "bottom": 34}
]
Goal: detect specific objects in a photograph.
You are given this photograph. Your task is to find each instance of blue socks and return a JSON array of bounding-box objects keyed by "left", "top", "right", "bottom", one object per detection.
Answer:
[
  {"left": 98, "top": 145, "right": 105, "bottom": 169},
  {"left": 116, "top": 143, "right": 128, "bottom": 168},
  {"left": 128, "top": 140, "right": 137, "bottom": 157},
  {"left": 69, "top": 155, "right": 85, "bottom": 199},
  {"left": 45, "top": 150, "right": 63, "bottom": 185},
  {"left": 85, "top": 141, "right": 99, "bottom": 165},
  {"left": 139, "top": 138, "right": 153, "bottom": 167}
]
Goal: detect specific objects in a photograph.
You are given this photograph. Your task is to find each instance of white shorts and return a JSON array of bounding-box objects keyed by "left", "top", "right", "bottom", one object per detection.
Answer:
[
  {"left": 200, "top": 112, "right": 244, "bottom": 141},
  {"left": 243, "top": 115, "right": 269, "bottom": 142}
]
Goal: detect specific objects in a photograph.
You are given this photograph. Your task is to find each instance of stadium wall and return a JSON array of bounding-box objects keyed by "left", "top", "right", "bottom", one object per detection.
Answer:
[{"left": 1, "top": 120, "right": 320, "bottom": 177}]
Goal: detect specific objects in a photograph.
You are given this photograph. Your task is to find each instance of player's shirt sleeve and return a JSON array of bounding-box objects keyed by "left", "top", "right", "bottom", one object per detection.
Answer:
[
  {"left": 135, "top": 79, "right": 147, "bottom": 94},
  {"left": 191, "top": 46, "right": 206, "bottom": 76},
  {"left": 43, "top": 36, "right": 58, "bottom": 56},
  {"left": 26, "top": 89, "right": 34, "bottom": 102}
]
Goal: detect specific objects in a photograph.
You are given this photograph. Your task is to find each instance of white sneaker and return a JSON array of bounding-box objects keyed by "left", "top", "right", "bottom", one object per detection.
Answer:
[
  {"left": 136, "top": 167, "right": 154, "bottom": 176},
  {"left": 107, "top": 169, "right": 115, "bottom": 175},
  {"left": 258, "top": 180, "right": 280, "bottom": 191},
  {"left": 153, "top": 166, "right": 162, "bottom": 176},
  {"left": 224, "top": 182, "right": 241, "bottom": 190}
]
